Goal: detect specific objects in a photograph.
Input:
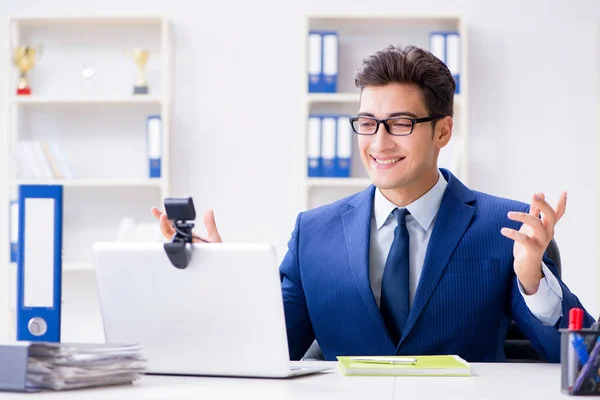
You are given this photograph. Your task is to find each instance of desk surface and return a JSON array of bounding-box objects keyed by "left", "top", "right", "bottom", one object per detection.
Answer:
[{"left": 4, "top": 361, "right": 565, "bottom": 399}]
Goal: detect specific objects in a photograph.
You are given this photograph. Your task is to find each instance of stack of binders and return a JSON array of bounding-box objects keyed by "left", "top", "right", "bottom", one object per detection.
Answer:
[
  {"left": 307, "top": 115, "right": 352, "bottom": 178},
  {"left": 429, "top": 31, "right": 461, "bottom": 94},
  {"left": 307, "top": 31, "right": 338, "bottom": 93}
]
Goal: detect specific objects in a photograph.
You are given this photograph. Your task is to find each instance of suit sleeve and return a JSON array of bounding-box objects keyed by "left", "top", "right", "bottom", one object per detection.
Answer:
[
  {"left": 511, "top": 253, "right": 595, "bottom": 363},
  {"left": 279, "top": 212, "right": 315, "bottom": 360}
]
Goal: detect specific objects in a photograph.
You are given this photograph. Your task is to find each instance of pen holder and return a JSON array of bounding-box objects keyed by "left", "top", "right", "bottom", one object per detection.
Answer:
[{"left": 561, "top": 329, "right": 600, "bottom": 395}]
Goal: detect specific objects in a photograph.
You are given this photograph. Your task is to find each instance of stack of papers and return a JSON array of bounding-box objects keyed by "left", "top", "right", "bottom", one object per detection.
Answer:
[
  {"left": 337, "top": 355, "right": 471, "bottom": 376},
  {"left": 24, "top": 342, "right": 147, "bottom": 391}
]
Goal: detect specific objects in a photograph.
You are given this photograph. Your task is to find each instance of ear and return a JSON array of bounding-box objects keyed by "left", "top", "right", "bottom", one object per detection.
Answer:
[{"left": 434, "top": 116, "right": 453, "bottom": 149}]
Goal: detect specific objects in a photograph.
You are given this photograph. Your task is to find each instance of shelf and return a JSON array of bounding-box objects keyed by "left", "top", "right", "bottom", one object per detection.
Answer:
[
  {"left": 307, "top": 93, "right": 360, "bottom": 103},
  {"left": 307, "top": 178, "right": 372, "bottom": 188},
  {"left": 63, "top": 262, "right": 95, "bottom": 272},
  {"left": 10, "top": 179, "right": 164, "bottom": 188},
  {"left": 8, "top": 262, "right": 94, "bottom": 273},
  {"left": 307, "top": 92, "right": 463, "bottom": 106},
  {"left": 9, "top": 96, "right": 164, "bottom": 105},
  {"left": 454, "top": 94, "right": 463, "bottom": 106},
  {"left": 11, "top": 16, "right": 165, "bottom": 27},
  {"left": 307, "top": 13, "right": 462, "bottom": 21}
]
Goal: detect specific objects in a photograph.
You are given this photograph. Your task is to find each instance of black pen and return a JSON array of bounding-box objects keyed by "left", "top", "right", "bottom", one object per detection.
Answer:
[{"left": 350, "top": 357, "right": 417, "bottom": 365}]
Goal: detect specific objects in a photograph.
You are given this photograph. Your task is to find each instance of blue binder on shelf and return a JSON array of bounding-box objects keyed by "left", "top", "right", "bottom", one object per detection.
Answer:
[
  {"left": 147, "top": 115, "right": 162, "bottom": 178},
  {"left": 17, "top": 185, "right": 63, "bottom": 343},
  {"left": 321, "top": 31, "right": 338, "bottom": 93},
  {"left": 335, "top": 115, "right": 352, "bottom": 178},
  {"left": 307, "top": 115, "right": 322, "bottom": 177},
  {"left": 321, "top": 116, "right": 337, "bottom": 177},
  {"left": 445, "top": 32, "right": 461, "bottom": 95},
  {"left": 429, "top": 31, "right": 460, "bottom": 94},
  {"left": 9, "top": 200, "right": 18, "bottom": 263},
  {"left": 308, "top": 31, "right": 323, "bottom": 93},
  {"left": 429, "top": 32, "right": 446, "bottom": 63},
  {"left": 307, "top": 31, "right": 338, "bottom": 93}
]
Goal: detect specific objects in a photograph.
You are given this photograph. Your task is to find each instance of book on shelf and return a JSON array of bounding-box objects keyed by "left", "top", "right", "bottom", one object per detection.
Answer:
[{"left": 15, "top": 140, "right": 73, "bottom": 180}]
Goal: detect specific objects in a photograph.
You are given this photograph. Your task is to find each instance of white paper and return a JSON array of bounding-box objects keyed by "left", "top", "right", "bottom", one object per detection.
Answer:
[{"left": 26, "top": 342, "right": 147, "bottom": 391}]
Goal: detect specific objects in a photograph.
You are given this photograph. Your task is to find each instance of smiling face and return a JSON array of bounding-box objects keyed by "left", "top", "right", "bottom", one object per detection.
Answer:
[{"left": 357, "top": 82, "right": 453, "bottom": 205}]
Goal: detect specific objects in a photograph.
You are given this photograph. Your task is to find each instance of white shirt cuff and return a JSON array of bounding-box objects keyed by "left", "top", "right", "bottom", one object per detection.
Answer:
[{"left": 518, "top": 262, "right": 563, "bottom": 326}]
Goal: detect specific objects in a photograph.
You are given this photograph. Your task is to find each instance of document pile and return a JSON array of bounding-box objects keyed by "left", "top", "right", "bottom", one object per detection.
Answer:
[{"left": 0, "top": 342, "right": 147, "bottom": 392}]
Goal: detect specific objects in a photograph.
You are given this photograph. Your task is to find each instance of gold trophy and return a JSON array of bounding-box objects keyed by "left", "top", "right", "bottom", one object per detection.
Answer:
[
  {"left": 13, "top": 46, "right": 40, "bottom": 95},
  {"left": 131, "top": 48, "right": 150, "bottom": 95}
]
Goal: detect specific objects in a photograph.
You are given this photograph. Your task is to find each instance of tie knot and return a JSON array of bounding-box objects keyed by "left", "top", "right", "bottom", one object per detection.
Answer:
[{"left": 392, "top": 208, "right": 410, "bottom": 227}]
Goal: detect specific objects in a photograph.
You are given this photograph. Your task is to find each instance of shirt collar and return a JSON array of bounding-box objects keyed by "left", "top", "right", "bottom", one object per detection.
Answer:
[{"left": 373, "top": 170, "right": 448, "bottom": 231}]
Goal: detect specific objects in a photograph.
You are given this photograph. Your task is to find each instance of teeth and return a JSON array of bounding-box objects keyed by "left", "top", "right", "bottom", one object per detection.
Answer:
[{"left": 374, "top": 157, "right": 401, "bottom": 165}]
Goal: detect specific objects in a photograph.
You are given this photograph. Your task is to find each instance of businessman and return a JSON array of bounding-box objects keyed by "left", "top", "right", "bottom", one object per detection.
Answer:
[{"left": 152, "top": 45, "right": 594, "bottom": 362}]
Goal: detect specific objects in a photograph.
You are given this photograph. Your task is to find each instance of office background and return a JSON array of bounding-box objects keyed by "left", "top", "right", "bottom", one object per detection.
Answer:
[{"left": 0, "top": 0, "right": 599, "bottom": 342}]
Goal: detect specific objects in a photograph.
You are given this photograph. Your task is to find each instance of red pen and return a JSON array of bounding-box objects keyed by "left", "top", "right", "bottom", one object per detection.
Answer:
[{"left": 569, "top": 308, "right": 583, "bottom": 330}]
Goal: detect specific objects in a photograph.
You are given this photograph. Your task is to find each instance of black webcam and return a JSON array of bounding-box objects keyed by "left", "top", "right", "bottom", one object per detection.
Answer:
[{"left": 163, "top": 197, "right": 196, "bottom": 269}]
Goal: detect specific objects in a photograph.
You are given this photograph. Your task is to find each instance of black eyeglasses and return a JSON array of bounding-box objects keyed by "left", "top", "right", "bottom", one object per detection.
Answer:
[{"left": 349, "top": 115, "right": 444, "bottom": 136}]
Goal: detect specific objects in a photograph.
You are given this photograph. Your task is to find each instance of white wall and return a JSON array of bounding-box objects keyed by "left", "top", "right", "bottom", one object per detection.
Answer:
[{"left": 1, "top": 0, "right": 598, "bottom": 321}]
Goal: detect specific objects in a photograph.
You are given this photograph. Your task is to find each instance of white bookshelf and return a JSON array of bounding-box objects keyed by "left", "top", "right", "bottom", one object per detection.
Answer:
[
  {"left": 10, "top": 178, "right": 166, "bottom": 188},
  {"left": 9, "top": 96, "right": 163, "bottom": 105},
  {"left": 307, "top": 93, "right": 360, "bottom": 103},
  {"left": 307, "top": 177, "right": 372, "bottom": 188},
  {"left": 1, "top": 16, "right": 172, "bottom": 343},
  {"left": 301, "top": 14, "right": 468, "bottom": 210}
]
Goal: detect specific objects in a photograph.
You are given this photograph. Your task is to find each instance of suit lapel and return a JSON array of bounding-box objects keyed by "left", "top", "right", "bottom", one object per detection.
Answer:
[
  {"left": 399, "top": 171, "right": 476, "bottom": 345},
  {"left": 341, "top": 185, "right": 391, "bottom": 334}
]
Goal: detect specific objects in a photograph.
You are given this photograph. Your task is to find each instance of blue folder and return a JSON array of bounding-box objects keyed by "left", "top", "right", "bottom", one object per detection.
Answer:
[
  {"left": 429, "top": 31, "right": 460, "bottom": 94},
  {"left": 147, "top": 115, "right": 162, "bottom": 178},
  {"left": 321, "top": 116, "right": 337, "bottom": 177},
  {"left": 16, "top": 185, "right": 63, "bottom": 342},
  {"left": 10, "top": 200, "right": 18, "bottom": 263},
  {"left": 335, "top": 115, "right": 352, "bottom": 177},
  {"left": 308, "top": 31, "right": 323, "bottom": 92},
  {"left": 307, "top": 115, "right": 322, "bottom": 177},
  {"left": 321, "top": 31, "right": 338, "bottom": 93}
]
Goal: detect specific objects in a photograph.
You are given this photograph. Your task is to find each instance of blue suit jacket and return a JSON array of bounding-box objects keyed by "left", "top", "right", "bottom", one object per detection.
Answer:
[{"left": 279, "top": 169, "right": 594, "bottom": 362}]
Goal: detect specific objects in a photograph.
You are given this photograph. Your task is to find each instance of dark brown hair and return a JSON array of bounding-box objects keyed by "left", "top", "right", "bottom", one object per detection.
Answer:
[{"left": 354, "top": 45, "right": 455, "bottom": 117}]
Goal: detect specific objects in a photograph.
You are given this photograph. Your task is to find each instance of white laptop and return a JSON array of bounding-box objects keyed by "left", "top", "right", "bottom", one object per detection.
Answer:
[{"left": 93, "top": 242, "right": 330, "bottom": 378}]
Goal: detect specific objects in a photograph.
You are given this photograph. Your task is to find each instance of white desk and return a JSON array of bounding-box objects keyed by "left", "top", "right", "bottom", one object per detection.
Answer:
[{"left": 3, "top": 361, "right": 565, "bottom": 399}]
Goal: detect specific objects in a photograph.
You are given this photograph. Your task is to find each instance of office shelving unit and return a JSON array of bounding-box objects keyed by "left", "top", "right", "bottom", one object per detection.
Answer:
[{"left": 1, "top": 16, "right": 172, "bottom": 343}]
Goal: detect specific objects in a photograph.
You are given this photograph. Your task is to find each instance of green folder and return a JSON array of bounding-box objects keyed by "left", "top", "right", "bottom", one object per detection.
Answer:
[{"left": 337, "top": 355, "right": 471, "bottom": 376}]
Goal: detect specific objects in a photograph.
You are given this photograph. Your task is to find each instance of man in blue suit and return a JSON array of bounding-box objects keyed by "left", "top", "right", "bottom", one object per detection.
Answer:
[{"left": 152, "top": 45, "right": 594, "bottom": 362}]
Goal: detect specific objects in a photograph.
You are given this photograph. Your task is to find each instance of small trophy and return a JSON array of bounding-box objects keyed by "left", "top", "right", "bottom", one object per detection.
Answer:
[
  {"left": 131, "top": 48, "right": 150, "bottom": 95},
  {"left": 13, "top": 46, "right": 40, "bottom": 96}
]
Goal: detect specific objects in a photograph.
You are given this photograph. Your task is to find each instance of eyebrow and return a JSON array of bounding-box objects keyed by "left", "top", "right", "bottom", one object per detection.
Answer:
[{"left": 357, "top": 111, "right": 419, "bottom": 118}]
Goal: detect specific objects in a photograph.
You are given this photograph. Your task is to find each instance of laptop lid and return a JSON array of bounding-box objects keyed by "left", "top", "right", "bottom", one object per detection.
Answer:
[{"left": 93, "top": 242, "right": 292, "bottom": 377}]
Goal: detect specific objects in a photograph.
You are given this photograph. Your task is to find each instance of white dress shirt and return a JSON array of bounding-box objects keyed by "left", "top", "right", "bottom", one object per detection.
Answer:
[{"left": 368, "top": 171, "right": 563, "bottom": 326}]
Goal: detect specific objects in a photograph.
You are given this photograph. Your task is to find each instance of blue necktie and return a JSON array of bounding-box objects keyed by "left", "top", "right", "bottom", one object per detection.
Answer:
[{"left": 380, "top": 208, "right": 411, "bottom": 345}]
